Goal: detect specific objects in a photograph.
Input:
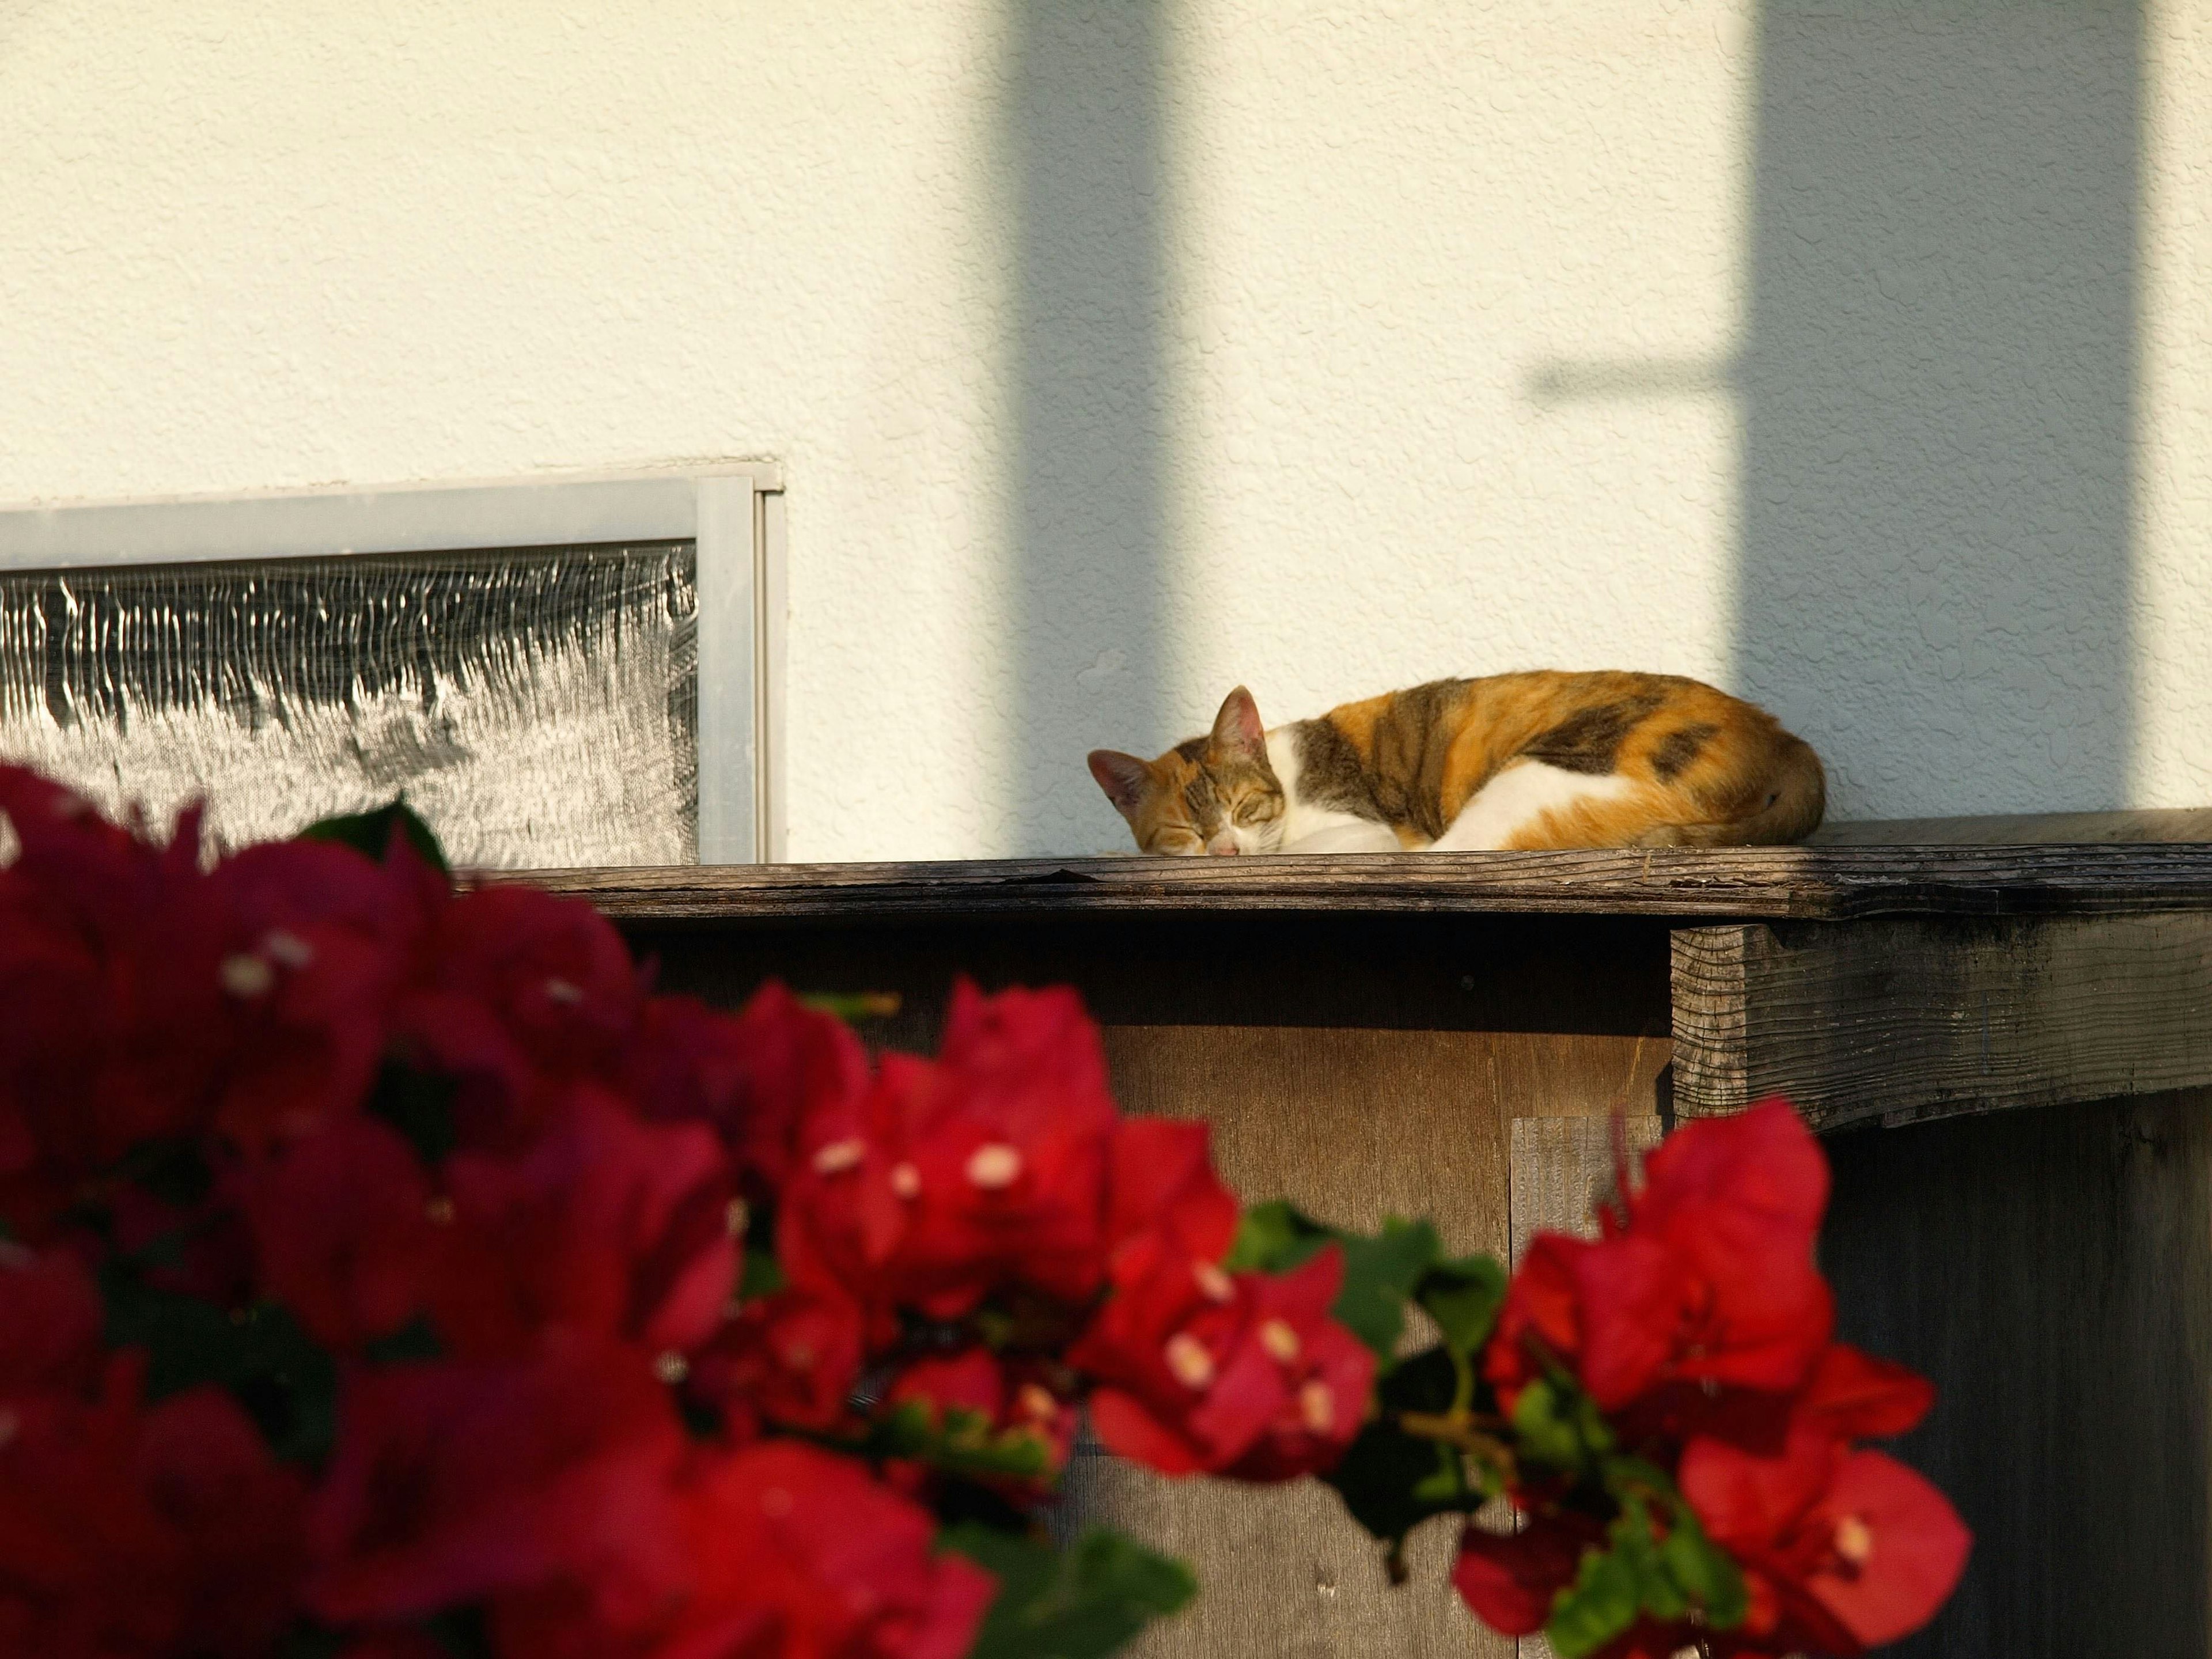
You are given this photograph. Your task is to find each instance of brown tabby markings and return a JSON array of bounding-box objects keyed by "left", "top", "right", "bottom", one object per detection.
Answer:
[
  {"left": 1650, "top": 722, "right": 1719, "bottom": 783},
  {"left": 1088, "top": 670, "right": 1826, "bottom": 854},
  {"left": 1522, "top": 691, "right": 1666, "bottom": 775}
]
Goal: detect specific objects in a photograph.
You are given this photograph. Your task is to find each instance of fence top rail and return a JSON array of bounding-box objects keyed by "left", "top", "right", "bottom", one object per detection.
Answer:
[{"left": 509, "top": 830, "right": 2212, "bottom": 926}]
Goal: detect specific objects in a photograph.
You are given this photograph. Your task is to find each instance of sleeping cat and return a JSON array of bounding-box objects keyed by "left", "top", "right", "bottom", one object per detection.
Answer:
[{"left": 1086, "top": 673, "right": 1824, "bottom": 855}]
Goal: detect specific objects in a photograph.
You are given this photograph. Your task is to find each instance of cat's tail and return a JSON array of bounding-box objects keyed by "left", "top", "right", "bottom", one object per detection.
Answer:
[{"left": 1679, "top": 733, "right": 1827, "bottom": 847}]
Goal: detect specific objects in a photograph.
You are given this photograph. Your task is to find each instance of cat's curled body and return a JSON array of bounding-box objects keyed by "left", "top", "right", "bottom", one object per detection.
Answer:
[{"left": 1087, "top": 672, "right": 1825, "bottom": 855}]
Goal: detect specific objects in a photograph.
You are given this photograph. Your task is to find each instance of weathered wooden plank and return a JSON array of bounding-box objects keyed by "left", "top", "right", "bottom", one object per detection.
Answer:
[
  {"left": 505, "top": 840, "right": 2212, "bottom": 925},
  {"left": 1812, "top": 805, "right": 2212, "bottom": 845},
  {"left": 1508, "top": 1115, "right": 1665, "bottom": 1266},
  {"left": 1671, "top": 914, "right": 2212, "bottom": 1130},
  {"left": 1820, "top": 1090, "right": 2212, "bottom": 1657}
]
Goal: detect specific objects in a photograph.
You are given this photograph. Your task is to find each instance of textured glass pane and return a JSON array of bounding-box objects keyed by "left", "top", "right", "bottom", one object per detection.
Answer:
[{"left": 0, "top": 542, "right": 697, "bottom": 868}]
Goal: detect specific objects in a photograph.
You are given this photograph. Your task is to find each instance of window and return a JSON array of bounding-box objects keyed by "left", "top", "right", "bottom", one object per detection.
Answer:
[{"left": 0, "top": 467, "right": 783, "bottom": 867}]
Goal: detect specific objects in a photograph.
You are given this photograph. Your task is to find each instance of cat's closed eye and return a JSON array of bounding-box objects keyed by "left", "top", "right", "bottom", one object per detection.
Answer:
[{"left": 1232, "top": 797, "right": 1278, "bottom": 826}]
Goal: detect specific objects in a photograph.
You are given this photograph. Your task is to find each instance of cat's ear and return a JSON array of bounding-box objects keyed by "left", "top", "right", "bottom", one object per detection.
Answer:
[
  {"left": 1087, "top": 749, "right": 1154, "bottom": 819},
  {"left": 1209, "top": 686, "right": 1266, "bottom": 760}
]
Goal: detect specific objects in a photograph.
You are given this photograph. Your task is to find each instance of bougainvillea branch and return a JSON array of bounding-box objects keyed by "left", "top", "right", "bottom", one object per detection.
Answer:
[{"left": 0, "top": 766, "right": 1967, "bottom": 1658}]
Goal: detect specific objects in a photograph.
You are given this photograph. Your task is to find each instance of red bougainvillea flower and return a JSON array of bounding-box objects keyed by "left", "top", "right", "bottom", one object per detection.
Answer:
[
  {"left": 0, "top": 1362, "right": 305, "bottom": 1659},
  {"left": 687, "top": 1284, "right": 870, "bottom": 1439},
  {"left": 200, "top": 836, "right": 428, "bottom": 1151},
  {"left": 427, "top": 1088, "right": 737, "bottom": 1362},
  {"left": 0, "top": 1243, "right": 104, "bottom": 1397},
  {"left": 628, "top": 982, "right": 870, "bottom": 1199},
  {"left": 0, "top": 775, "right": 418, "bottom": 1229},
  {"left": 132, "top": 1387, "right": 312, "bottom": 1656},
  {"left": 238, "top": 1115, "right": 439, "bottom": 1350},
  {"left": 305, "top": 1340, "right": 690, "bottom": 1628},
  {"left": 1682, "top": 1422, "right": 1971, "bottom": 1654},
  {"left": 1793, "top": 1342, "right": 1937, "bottom": 1442},
  {"left": 1215, "top": 1262, "right": 1375, "bottom": 1482},
  {"left": 1073, "top": 1240, "right": 1372, "bottom": 1480},
  {"left": 781, "top": 980, "right": 1122, "bottom": 1319},
  {"left": 1102, "top": 1118, "right": 1240, "bottom": 1268},
  {"left": 1452, "top": 1510, "right": 1605, "bottom": 1637},
  {"left": 392, "top": 884, "right": 645, "bottom": 1149},
  {"left": 878, "top": 1349, "right": 1081, "bottom": 1503},
  {"left": 669, "top": 1440, "right": 996, "bottom": 1659},
  {"left": 491, "top": 1440, "right": 997, "bottom": 1659},
  {"left": 0, "top": 778, "right": 234, "bottom": 1225},
  {"left": 1488, "top": 1102, "right": 1834, "bottom": 1414}
]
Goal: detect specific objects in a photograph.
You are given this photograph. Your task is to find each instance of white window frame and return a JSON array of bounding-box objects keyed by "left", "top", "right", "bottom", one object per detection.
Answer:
[{"left": 0, "top": 464, "right": 786, "bottom": 864}]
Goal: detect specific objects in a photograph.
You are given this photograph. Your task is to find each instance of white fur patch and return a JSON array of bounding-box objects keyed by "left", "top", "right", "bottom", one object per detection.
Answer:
[
  {"left": 1264, "top": 728, "right": 1401, "bottom": 854},
  {"left": 1282, "top": 821, "right": 1404, "bottom": 854},
  {"left": 1427, "top": 762, "right": 1639, "bottom": 852}
]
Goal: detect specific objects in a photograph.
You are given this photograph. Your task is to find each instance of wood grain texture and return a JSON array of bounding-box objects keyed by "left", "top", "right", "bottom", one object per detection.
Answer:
[
  {"left": 503, "top": 840, "right": 2212, "bottom": 924},
  {"left": 1508, "top": 1115, "right": 1665, "bottom": 1267},
  {"left": 1672, "top": 915, "right": 2212, "bottom": 1131},
  {"left": 1810, "top": 805, "right": 2212, "bottom": 845},
  {"left": 1821, "top": 1092, "right": 2212, "bottom": 1657}
]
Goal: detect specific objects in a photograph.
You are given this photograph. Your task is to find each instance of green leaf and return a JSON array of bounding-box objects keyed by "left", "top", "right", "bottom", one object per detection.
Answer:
[
  {"left": 1330, "top": 1218, "right": 1442, "bottom": 1366},
  {"left": 300, "top": 799, "right": 450, "bottom": 875},
  {"left": 944, "top": 1525, "right": 1195, "bottom": 1659},
  {"left": 865, "top": 1402, "right": 1056, "bottom": 1487},
  {"left": 115, "top": 1138, "right": 217, "bottom": 1209},
  {"left": 101, "top": 1272, "right": 337, "bottom": 1465},
  {"left": 1652, "top": 1501, "right": 1749, "bottom": 1630},
  {"left": 1509, "top": 1377, "right": 1614, "bottom": 1474},
  {"left": 420, "top": 1605, "right": 497, "bottom": 1659},
  {"left": 1324, "top": 1421, "right": 1475, "bottom": 1542},
  {"left": 1321, "top": 1347, "right": 1482, "bottom": 1543},
  {"left": 797, "top": 990, "right": 903, "bottom": 1022},
  {"left": 1415, "top": 1254, "right": 1508, "bottom": 1359},
  {"left": 738, "top": 1247, "right": 787, "bottom": 1302},
  {"left": 1540, "top": 1482, "right": 1751, "bottom": 1657},
  {"left": 366, "top": 1063, "right": 459, "bottom": 1167},
  {"left": 1224, "top": 1200, "right": 1335, "bottom": 1275},
  {"left": 361, "top": 1313, "right": 444, "bottom": 1366},
  {"left": 1544, "top": 1537, "right": 1644, "bottom": 1659}
]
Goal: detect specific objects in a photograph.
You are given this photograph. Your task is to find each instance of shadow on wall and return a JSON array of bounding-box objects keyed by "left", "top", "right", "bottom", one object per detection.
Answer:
[
  {"left": 1736, "top": 1, "right": 2142, "bottom": 820},
  {"left": 1005, "top": 1, "right": 1169, "bottom": 857}
]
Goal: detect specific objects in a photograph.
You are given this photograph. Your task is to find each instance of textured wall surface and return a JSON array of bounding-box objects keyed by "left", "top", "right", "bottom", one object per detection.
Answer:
[{"left": 3, "top": 1, "right": 2208, "bottom": 860}]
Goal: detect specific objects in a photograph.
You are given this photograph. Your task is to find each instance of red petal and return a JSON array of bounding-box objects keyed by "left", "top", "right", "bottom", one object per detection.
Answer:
[
  {"left": 1637, "top": 1100, "right": 1827, "bottom": 1245},
  {"left": 1452, "top": 1517, "right": 1596, "bottom": 1636},
  {"left": 1798, "top": 1343, "right": 1936, "bottom": 1440},
  {"left": 1570, "top": 1233, "right": 1685, "bottom": 1409},
  {"left": 1088, "top": 1388, "right": 1205, "bottom": 1476},
  {"left": 1808, "top": 1451, "right": 1972, "bottom": 1647}
]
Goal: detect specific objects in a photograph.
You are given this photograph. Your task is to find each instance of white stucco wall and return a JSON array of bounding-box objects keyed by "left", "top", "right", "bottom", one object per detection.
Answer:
[{"left": 3, "top": 1, "right": 2207, "bottom": 860}]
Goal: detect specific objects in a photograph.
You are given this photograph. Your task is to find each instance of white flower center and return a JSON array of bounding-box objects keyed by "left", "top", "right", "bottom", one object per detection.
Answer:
[
  {"left": 1834, "top": 1513, "right": 1874, "bottom": 1567},
  {"left": 1192, "top": 1261, "right": 1235, "bottom": 1302},
  {"left": 1165, "top": 1332, "right": 1215, "bottom": 1389},
  {"left": 965, "top": 1142, "right": 1023, "bottom": 1189},
  {"left": 1298, "top": 1380, "right": 1335, "bottom": 1433},
  {"left": 219, "top": 953, "right": 275, "bottom": 998}
]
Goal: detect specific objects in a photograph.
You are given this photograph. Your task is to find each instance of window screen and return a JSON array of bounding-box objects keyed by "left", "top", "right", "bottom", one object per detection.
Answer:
[{"left": 0, "top": 541, "right": 698, "bottom": 868}]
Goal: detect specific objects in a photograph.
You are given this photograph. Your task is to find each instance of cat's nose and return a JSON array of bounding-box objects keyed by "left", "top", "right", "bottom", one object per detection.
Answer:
[{"left": 1206, "top": 835, "right": 1240, "bottom": 856}]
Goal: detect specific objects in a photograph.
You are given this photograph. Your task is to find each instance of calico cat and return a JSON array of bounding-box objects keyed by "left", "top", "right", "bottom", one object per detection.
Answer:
[{"left": 1086, "top": 672, "right": 1824, "bottom": 855}]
